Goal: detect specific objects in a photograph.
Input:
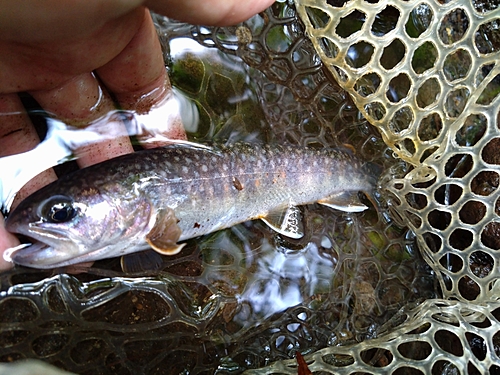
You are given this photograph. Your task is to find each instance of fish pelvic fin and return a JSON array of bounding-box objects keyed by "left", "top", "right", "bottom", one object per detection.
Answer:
[
  {"left": 145, "top": 207, "right": 186, "bottom": 255},
  {"left": 121, "top": 250, "right": 164, "bottom": 273},
  {"left": 260, "top": 205, "right": 304, "bottom": 239},
  {"left": 318, "top": 192, "right": 368, "bottom": 212}
]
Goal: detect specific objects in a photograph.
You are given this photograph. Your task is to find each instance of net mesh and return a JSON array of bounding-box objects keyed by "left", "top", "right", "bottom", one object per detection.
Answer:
[
  {"left": 295, "top": 0, "right": 500, "bottom": 300},
  {"left": 0, "top": 0, "right": 498, "bottom": 373},
  {"left": 254, "top": 0, "right": 500, "bottom": 373}
]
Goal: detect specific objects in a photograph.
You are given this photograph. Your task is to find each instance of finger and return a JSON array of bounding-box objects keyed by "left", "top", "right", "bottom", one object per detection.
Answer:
[
  {"left": 0, "top": 215, "right": 18, "bottom": 270},
  {"left": 96, "top": 9, "right": 185, "bottom": 146},
  {"left": 97, "top": 9, "right": 166, "bottom": 111},
  {"left": 29, "top": 73, "right": 134, "bottom": 167},
  {"left": 0, "top": 0, "right": 144, "bottom": 42},
  {"left": 0, "top": 94, "right": 57, "bottom": 207},
  {"left": 0, "top": 94, "right": 40, "bottom": 155},
  {"left": 0, "top": 94, "right": 57, "bottom": 270},
  {"left": 29, "top": 73, "right": 116, "bottom": 126},
  {"left": 145, "top": 0, "right": 275, "bottom": 26},
  {"left": 0, "top": 7, "right": 145, "bottom": 95}
]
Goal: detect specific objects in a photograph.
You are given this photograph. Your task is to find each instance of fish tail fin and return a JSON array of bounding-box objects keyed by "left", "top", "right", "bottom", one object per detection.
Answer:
[
  {"left": 362, "top": 161, "right": 383, "bottom": 187},
  {"left": 358, "top": 161, "right": 384, "bottom": 214}
]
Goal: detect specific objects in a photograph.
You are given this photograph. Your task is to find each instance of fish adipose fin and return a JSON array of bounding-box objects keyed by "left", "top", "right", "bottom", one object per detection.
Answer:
[
  {"left": 318, "top": 192, "right": 368, "bottom": 212},
  {"left": 260, "top": 205, "right": 304, "bottom": 239},
  {"left": 146, "top": 208, "right": 186, "bottom": 255}
]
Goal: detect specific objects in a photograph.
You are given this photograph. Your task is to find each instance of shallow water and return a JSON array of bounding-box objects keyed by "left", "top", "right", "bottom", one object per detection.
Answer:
[{"left": 0, "top": 4, "right": 437, "bottom": 374}]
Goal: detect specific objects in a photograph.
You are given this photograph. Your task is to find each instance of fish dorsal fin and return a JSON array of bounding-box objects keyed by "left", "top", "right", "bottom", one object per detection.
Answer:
[
  {"left": 145, "top": 208, "right": 186, "bottom": 255},
  {"left": 318, "top": 192, "right": 368, "bottom": 212},
  {"left": 260, "top": 205, "right": 304, "bottom": 239}
]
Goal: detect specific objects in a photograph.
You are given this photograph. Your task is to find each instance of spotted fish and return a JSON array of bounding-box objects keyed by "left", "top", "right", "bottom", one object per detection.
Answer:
[{"left": 5, "top": 142, "right": 374, "bottom": 268}]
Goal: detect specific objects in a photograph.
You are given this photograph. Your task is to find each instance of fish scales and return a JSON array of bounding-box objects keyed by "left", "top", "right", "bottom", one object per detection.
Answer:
[
  {"left": 137, "top": 143, "right": 363, "bottom": 240},
  {"left": 5, "top": 142, "right": 373, "bottom": 268}
]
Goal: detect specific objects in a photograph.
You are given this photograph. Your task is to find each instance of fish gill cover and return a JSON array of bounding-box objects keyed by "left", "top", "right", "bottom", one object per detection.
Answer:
[{"left": 0, "top": 0, "right": 497, "bottom": 373}]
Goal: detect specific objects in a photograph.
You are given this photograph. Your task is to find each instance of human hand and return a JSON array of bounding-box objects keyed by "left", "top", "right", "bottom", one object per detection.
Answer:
[{"left": 0, "top": 0, "right": 275, "bottom": 270}]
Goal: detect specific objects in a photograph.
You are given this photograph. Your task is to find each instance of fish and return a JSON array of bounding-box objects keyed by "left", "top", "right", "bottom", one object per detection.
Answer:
[{"left": 5, "top": 142, "right": 374, "bottom": 269}]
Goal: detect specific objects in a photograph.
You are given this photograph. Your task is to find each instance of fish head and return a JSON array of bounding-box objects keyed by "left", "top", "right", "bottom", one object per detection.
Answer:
[{"left": 5, "top": 180, "right": 154, "bottom": 268}]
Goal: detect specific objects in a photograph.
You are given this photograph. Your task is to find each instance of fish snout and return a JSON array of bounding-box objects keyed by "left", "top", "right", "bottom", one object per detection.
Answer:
[
  {"left": 5, "top": 203, "right": 41, "bottom": 237},
  {"left": 5, "top": 211, "right": 27, "bottom": 235}
]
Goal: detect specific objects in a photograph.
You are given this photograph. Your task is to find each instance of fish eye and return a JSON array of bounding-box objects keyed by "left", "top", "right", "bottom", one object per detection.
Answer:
[{"left": 41, "top": 196, "right": 78, "bottom": 223}]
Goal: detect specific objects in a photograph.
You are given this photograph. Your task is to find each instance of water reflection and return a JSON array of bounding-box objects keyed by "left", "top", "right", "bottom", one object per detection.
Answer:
[
  {"left": 0, "top": 10, "right": 437, "bottom": 372},
  {"left": 0, "top": 37, "right": 252, "bottom": 213},
  {"left": 235, "top": 239, "right": 335, "bottom": 325},
  {"left": 0, "top": 89, "right": 197, "bottom": 213}
]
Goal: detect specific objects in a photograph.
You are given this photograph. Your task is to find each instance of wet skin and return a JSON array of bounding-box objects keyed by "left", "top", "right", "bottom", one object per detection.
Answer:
[{"left": 0, "top": 0, "right": 275, "bottom": 270}]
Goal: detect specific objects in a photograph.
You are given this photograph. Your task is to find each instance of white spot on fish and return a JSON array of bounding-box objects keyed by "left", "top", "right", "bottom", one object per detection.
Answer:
[
  {"left": 223, "top": 164, "right": 229, "bottom": 171},
  {"left": 182, "top": 166, "right": 188, "bottom": 173},
  {"left": 201, "top": 165, "right": 208, "bottom": 172}
]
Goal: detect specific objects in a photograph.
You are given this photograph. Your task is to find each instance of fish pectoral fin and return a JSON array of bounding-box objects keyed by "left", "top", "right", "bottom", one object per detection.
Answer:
[
  {"left": 261, "top": 205, "right": 304, "bottom": 239},
  {"left": 145, "top": 208, "right": 186, "bottom": 255},
  {"left": 318, "top": 192, "right": 368, "bottom": 212}
]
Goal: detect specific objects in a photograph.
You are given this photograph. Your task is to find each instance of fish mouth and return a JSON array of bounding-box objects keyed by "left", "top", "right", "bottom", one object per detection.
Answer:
[
  {"left": 6, "top": 216, "right": 69, "bottom": 243},
  {"left": 5, "top": 240, "right": 102, "bottom": 269},
  {"left": 4, "top": 241, "right": 55, "bottom": 268},
  {"left": 4, "top": 221, "right": 88, "bottom": 268},
  {"left": 4, "top": 219, "right": 81, "bottom": 268},
  {"left": 27, "top": 221, "right": 72, "bottom": 241}
]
